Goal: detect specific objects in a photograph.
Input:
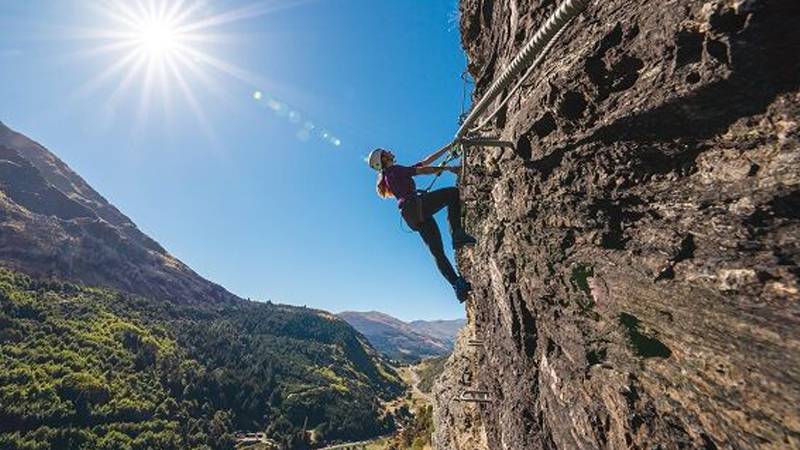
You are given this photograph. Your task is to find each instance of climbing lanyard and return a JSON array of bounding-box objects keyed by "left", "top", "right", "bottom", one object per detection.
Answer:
[{"left": 422, "top": 143, "right": 462, "bottom": 193}]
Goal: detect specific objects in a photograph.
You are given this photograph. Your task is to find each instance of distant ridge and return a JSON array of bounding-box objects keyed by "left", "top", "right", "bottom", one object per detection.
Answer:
[{"left": 338, "top": 310, "right": 465, "bottom": 363}]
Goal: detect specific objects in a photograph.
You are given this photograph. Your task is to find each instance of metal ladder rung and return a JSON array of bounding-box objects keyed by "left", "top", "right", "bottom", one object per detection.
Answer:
[
  {"left": 456, "top": 389, "right": 492, "bottom": 403},
  {"left": 467, "top": 339, "right": 485, "bottom": 347}
]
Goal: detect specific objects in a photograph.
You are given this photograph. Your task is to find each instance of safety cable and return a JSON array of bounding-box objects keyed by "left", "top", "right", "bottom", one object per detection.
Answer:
[
  {"left": 423, "top": 0, "right": 589, "bottom": 193},
  {"left": 459, "top": 71, "right": 474, "bottom": 125},
  {"left": 453, "top": 0, "right": 590, "bottom": 142},
  {"left": 472, "top": 18, "right": 572, "bottom": 131}
]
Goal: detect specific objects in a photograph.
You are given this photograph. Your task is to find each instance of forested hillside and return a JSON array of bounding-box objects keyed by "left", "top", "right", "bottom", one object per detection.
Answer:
[{"left": 0, "top": 268, "right": 403, "bottom": 450}]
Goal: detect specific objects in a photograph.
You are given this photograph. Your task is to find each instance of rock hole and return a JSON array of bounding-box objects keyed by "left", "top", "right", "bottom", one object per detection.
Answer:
[
  {"left": 626, "top": 24, "right": 640, "bottom": 40},
  {"left": 686, "top": 72, "right": 701, "bottom": 84},
  {"left": 587, "top": 348, "right": 607, "bottom": 366},
  {"left": 598, "top": 23, "right": 624, "bottom": 53},
  {"left": 515, "top": 134, "right": 532, "bottom": 160},
  {"left": 655, "top": 266, "right": 675, "bottom": 281},
  {"left": 675, "top": 30, "right": 704, "bottom": 68},
  {"left": 532, "top": 112, "right": 557, "bottom": 138},
  {"left": 585, "top": 57, "right": 607, "bottom": 87},
  {"left": 610, "top": 56, "right": 644, "bottom": 93},
  {"left": 559, "top": 91, "right": 588, "bottom": 121},
  {"left": 519, "top": 300, "right": 538, "bottom": 359},
  {"left": 522, "top": 409, "right": 536, "bottom": 435},
  {"left": 706, "top": 39, "right": 730, "bottom": 65},
  {"left": 709, "top": 8, "right": 748, "bottom": 34},
  {"left": 546, "top": 338, "right": 557, "bottom": 356},
  {"left": 570, "top": 265, "right": 594, "bottom": 296},
  {"left": 495, "top": 103, "right": 508, "bottom": 129},
  {"left": 510, "top": 296, "right": 522, "bottom": 351},
  {"left": 515, "top": 27, "right": 527, "bottom": 46},
  {"left": 619, "top": 313, "right": 672, "bottom": 359},
  {"left": 701, "top": 433, "right": 719, "bottom": 450},
  {"left": 674, "top": 234, "right": 696, "bottom": 263},
  {"left": 586, "top": 24, "right": 624, "bottom": 87},
  {"left": 546, "top": 83, "right": 560, "bottom": 106},
  {"left": 481, "top": 0, "right": 494, "bottom": 28},
  {"left": 560, "top": 230, "right": 575, "bottom": 252},
  {"left": 757, "top": 271, "right": 779, "bottom": 283}
]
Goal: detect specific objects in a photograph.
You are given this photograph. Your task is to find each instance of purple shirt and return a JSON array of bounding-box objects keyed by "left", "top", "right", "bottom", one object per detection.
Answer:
[{"left": 384, "top": 163, "right": 420, "bottom": 208}]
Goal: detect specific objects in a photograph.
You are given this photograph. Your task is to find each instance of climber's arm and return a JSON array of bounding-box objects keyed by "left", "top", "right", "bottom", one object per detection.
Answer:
[
  {"left": 416, "top": 143, "right": 454, "bottom": 167},
  {"left": 414, "top": 166, "right": 460, "bottom": 176}
]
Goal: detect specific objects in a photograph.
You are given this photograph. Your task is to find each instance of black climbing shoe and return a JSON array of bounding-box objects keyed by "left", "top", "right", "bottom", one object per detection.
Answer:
[
  {"left": 452, "top": 229, "right": 476, "bottom": 249},
  {"left": 453, "top": 277, "right": 472, "bottom": 303}
]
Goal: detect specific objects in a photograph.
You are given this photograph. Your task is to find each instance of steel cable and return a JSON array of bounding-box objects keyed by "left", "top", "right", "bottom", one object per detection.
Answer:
[{"left": 453, "top": 0, "right": 591, "bottom": 141}]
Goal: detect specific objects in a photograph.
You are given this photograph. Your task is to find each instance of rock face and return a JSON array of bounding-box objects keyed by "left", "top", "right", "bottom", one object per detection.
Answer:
[
  {"left": 0, "top": 122, "right": 235, "bottom": 304},
  {"left": 433, "top": 1, "right": 799, "bottom": 449}
]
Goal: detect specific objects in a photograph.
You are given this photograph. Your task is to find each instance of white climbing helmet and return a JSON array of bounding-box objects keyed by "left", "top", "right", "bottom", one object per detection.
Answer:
[{"left": 368, "top": 148, "right": 385, "bottom": 171}]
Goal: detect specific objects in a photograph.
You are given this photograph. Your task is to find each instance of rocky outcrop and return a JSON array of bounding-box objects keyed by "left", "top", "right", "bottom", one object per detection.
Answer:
[
  {"left": 433, "top": 1, "right": 799, "bottom": 449},
  {"left": 0, "top": 122, "right": 235, "bottom": 305}
]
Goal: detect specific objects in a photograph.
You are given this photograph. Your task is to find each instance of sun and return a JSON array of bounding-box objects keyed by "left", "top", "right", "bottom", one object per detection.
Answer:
[
  {"left": 70, "top": 0, "right": 327, "bottom": 143},
  {"left": 73, "top": 0, "right": 279, "bottom": 132},
  {"left": 138, "top": 19, "right": 179, "bottom": 56}
]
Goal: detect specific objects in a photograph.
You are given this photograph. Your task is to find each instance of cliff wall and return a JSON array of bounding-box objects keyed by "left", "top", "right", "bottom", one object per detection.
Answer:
[{"left": 433, "top": 1, "right": 800, "bottom": 449}]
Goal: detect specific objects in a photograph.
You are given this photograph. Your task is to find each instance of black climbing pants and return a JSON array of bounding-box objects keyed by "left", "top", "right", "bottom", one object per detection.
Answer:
[{"left": 401, "top": 187, "right": 462, "bottom": 285}]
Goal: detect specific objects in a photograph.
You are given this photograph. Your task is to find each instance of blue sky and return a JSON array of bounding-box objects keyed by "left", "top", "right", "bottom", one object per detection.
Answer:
[{"left": 0, "top": 0, "right": 471, "bottom": 321}]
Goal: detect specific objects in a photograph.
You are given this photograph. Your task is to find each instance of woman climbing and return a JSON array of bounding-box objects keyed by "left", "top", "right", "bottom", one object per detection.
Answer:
[{"left": 368, "top": 144, "right": 476, "bottom": 302}]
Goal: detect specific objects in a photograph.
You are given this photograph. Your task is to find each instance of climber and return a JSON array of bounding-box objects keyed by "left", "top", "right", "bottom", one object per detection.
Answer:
[{"left": 368, "top": 144, "right": 476, "bottom": 303}]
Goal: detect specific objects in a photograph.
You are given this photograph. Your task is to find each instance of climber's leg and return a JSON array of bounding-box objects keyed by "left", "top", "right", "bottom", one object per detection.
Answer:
[
  {"left": 420, "top": 187, "right": 475, "bottom": 249},
  {"left": 420, "top": 187, "right": 460, "bottom": 232},
  {"left": 417, "top": 217, "right": 459, "bottom": 285},
  {"left": 422, "top": 187, "right": 475, "bottom": 250}
]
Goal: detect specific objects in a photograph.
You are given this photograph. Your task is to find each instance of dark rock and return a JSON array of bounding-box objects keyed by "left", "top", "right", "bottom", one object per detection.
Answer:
[{"left": 433, "top": 1, "right": 800, "bottom": 449}]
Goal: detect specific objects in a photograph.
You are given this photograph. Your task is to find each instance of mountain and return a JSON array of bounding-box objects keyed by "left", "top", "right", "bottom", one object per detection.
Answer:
[
  {"left": 0, "top": 122, "right": 404, "bottom": 450},
  {"left": 407, "top": 319, "right": 466, "bottom": 347},
  {"left": 434, "top": 1, "right": 800, "bottom": 450},
  {"left": 0, "top": 121, "right": 232, "bottom": 305},
  {"left": 338, "top": 311, "right": 464, "bottom": 363}
]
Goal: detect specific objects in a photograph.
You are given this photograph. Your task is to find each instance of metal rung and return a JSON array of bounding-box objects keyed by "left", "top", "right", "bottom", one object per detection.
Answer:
[
  {"left": 467, "top": 339, "right": 485, "bottom": 347},
  {"left": 457, "top": 389, "right": 492, "bottom": 403},
  {"left": 459, "top": 137, "right": 515, "bottom": 148}
]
